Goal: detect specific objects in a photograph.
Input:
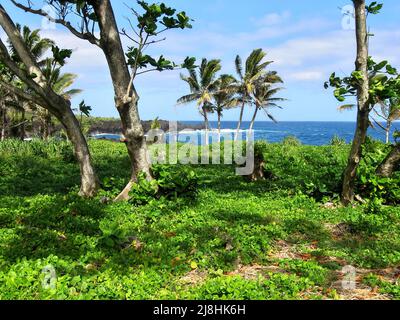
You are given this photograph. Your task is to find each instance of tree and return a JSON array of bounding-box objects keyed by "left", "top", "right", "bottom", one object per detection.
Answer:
[
  {"left": 327, "top": 62, "right": 400, "bottom": 183},
  {"left": 10, "top": 24, "right": 54, "bottom": 64},
  {"left": 3, "top": 24, "right": 54, "bottom": 140},
  {"left": 249, "top": 72, "right": 285, "bottom": 134},
  {"left": 42, "top": 59, "right": 83, "bottom": 139},
  {"left": 376, "top": 143, "right": 400, "bottom": 177},
  {"left": 0, "top": 85, "right": 9, "bottom": 140},
  {"left": 325, "top": 1, "right": 384, "bottom": 205},
  {"left": 335, "top": 57, "right": 400, "bottom": 145},
  {"left": 178, "top": 58, "right": 222, "bottom": 145},
  {"left": 376, "top": 97, "right": 400, "bottom": 144},
  {"left": 11, "top": 0, "right": 195, "bottom": 201},
  {"left": 233, "top": 49, "right": 273, "bottom": 141},
  {"left": 210, "top": 74, "right": 237, "bottom": 140},
  {"left": 0, "top": 5, "right": 99, "bottom": 197}
]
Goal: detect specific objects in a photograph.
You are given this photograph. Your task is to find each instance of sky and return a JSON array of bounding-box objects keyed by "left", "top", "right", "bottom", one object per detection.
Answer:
[{"left": 1, "top": 0, "right": 400, "bottom": 122}]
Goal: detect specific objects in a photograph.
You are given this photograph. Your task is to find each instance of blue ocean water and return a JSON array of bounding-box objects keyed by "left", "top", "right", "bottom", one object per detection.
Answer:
[{"left": 179, "top": 121, "right": 400, "bottom": 146}]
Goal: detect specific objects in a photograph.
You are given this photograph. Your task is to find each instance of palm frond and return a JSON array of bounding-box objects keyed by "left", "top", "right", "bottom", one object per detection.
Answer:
[
  {"left": 338, "top": 104, "right": 356, "bottom": 112},
  {"left": 235, "top": 55, "right": 243, "bottom": 80},
  {"left": 177, "top": 93, "right": 201, "bottom": 105}
]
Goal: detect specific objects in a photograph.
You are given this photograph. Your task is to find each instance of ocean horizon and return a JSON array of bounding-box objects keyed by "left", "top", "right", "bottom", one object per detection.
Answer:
[{"left": 175, "top": 121, "right": 400, "bottom": 146}]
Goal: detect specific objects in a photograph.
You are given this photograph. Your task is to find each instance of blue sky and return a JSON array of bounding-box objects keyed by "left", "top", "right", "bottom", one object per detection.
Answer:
[{"left": 2, "top": 0, "right": 400, "bottom": 121}]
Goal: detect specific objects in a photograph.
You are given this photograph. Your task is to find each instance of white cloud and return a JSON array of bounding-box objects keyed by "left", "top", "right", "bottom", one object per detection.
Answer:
[
  {"left": 40, "top": 30, "right": 106, "bottom": 69},
  {"left": 254, "top": 11, "right": 291, "bottom": 26},
  {"left": 287, "top": 71, "right": 324, "bottom": 81}
]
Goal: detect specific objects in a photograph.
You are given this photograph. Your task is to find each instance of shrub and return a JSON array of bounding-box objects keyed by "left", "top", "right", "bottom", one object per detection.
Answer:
[
  {"left": 357, "top": 137, "right": 400, "bottom": 204},
  {"left": 330, "top": 135, "right": 346, "bottom": 146},
  {"left": 282, "top": 136, "right": 301, "bottom": 146},
  {"left": 129, "top": 165, "right": 198, "bottom": 206}
]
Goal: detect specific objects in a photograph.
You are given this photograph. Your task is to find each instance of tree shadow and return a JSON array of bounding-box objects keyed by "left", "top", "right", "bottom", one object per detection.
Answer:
[{"left": 0, "top": 195, "right": 106, "bottom": 263}]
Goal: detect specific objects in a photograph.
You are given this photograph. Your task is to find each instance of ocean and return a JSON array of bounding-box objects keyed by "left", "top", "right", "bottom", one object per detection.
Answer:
[{"left": 177, "top": 121, "right": 400, "bottom": 146}]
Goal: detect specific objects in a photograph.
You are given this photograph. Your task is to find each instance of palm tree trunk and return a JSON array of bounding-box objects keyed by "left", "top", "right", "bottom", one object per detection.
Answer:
[
  {"left": 217, "top": 112, "right": 221, "bottom": 143},
  {"left": 385, "top": 120, "right": 391, "bottom": 144},
  {"left": 203, "top": 106, "right": 210, "bottom": 146},
  {"left": 341, "top": 0, "right": 369, "bottom": 206},
  {"left": 249, "top": 105, "right": 259, "bottom": 133},
  {"left": 234, "top": 101, "right": 245, "bottom": 141}
]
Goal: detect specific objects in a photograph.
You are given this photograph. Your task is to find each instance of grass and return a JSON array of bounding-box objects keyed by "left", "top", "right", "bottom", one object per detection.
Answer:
[{"left": 0, "top": 139, "right": 399, "bottom": 300}]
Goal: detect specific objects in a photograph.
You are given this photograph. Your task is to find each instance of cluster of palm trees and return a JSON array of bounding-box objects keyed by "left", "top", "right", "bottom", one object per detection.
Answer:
[
  {"left": 177, "top": 49, "right": 285, "bottom": 142},
  {"left": 0, "top": 25, "right": 81, "bottom": 141}
]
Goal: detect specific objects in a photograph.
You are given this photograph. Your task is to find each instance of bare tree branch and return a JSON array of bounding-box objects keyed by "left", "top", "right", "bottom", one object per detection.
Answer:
[
  {"left": 11, "top": 0, "right": 101, "bottom": 47},
  {"left": 0, "top": 80, "right": 47, "bottom": 107}
]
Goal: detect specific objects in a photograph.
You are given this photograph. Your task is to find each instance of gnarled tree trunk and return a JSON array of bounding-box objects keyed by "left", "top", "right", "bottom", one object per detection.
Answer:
[
  {"left": 61, "top": 108, "right": 99, "bottom": 197},
  {"left": 93, "top": 0, "right": 152, "bottom": 201},
  {"left": 341, "top": 0, "right": 370, "bottom": 206},
  {"left": 0, "top": 4, "right": 99, "bottom": 197},
  {"left": 376, "top": 144, "right": 400, "bottom": 177}
]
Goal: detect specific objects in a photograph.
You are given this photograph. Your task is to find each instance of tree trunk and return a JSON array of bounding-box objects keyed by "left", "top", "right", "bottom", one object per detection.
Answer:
[
  {"left": 247, "top": 155, "right": 266, "bottom": 182},
  {"left": 376, "top": 144, "right": 400, "bottom": 177},
  {"left": 92, "top": 0, "right": 152, "bottom": 201},
  {"left": 341, "top": 0, "right": 370, "bottom": 206},
  {"left": 0, "top": 4, "right": 98, "bottom": 197},
  {"left": 385, "top": 120, "right": 391, "bottom": 144},
  {"left": 42, "top": 111, "right": 51, "bottom": 140},
  {"left": 19, "top": 108, "right": 25, "bottom": 140},
  {"left": 61, "top": 108, "right": 99, "bottom": 197},
  {"left": 202, "top": 106, "right": 210, "bottom": 146},
  {"left": 249, "top": 106, "right": 259, "bottom": 133},
  {"left": 0, "top": 99, "right": 6, "bottom": 141},
  {"left": 217, "top": 112, "right": 221, "bottom": 143},
  {"left": 1, "top": 110, "right": 5, "bottom": 141},
  {"left": 234, "top": 101, "right": 245, "bottom": 141}
]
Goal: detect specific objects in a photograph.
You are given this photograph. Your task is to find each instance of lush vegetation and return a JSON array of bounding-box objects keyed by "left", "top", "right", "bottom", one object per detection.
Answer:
[
  {"left": 1, "top": 139, "right": 399, "bottom": 300},
  {"left": 1, "top": 0, "right": 400, "bottom": 302}
]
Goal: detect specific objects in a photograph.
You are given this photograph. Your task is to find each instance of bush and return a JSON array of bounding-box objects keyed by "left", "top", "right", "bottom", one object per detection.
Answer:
[
  {"left": 357, "top": 137, "right": 400, "bottom": 204},
  {"left": 282, "top": 136, "right": 301, "bottom": 146},
  {"left": 260, "top": 143, "right": 347, "bottom": 200},
  {"left": 129, "top": 165, "right": 199, "bottom": 206},
  {"left": 330, "top": 135, "right": 346, "bottom": 146}
]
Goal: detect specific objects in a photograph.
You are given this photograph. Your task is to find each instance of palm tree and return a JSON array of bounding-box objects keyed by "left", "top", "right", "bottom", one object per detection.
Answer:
[
  {"left": 233, "top": 49, "right": 273, "bottom": 141},
  {"left": 39, "top": 59, "right": 82, "bottom": 139},
  {"left": 6, "top": 25, "right": 54, "bottom": 139},
  {"left": 249, "top": 72, "right": 285, "bottom": 134},
  {"left": 178, "top": 58, "right": 222, "bottom": 145},
  {"left": 212, "top": 74, "right": 238, "bottom": 140},
  {"left": 9, "top": 24, "right": 54, "bottom": 65}
]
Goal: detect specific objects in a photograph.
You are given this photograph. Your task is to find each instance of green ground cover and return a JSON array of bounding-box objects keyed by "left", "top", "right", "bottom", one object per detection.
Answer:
[{"left": 0, "top": 139, "right": 399, "bottom": 300}]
